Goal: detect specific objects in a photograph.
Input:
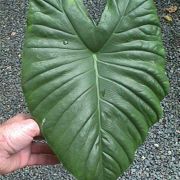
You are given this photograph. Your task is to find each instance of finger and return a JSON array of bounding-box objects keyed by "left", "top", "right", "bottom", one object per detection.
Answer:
[
  {"left": 0, "top": 151, "right": 24, "bottom": 174},
  {"left": 28, "top": 154, "right": 59, "bottom": 166},
  {"left": 3, "top": 113, "right": 32, "bottom": 125},
  {"left": 0, "top": 156, "right": 20, "bottom": 174},
  {"left": 18, "top": 119, "right": 40, "bottom": 138},
  {"left": 31, "top": 143, "right": 54, "bottom": 154},
  {"left": 1, "top": 119, "right": 40, "bottom": 154}
]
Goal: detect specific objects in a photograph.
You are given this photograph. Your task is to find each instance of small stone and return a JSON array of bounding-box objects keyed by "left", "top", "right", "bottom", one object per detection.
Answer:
[
  {"left": 163, "top": 15, "right": 173, "bottom": 22},
  {"left": 168, "top": 151, "right": 172, "bottom": 155},
  {"left": 154, "top": 144, "right": 159, "bottom": 148},
  {"left": 6, "top": 66, "right": 11, "bottom": 70},
  {"left": 146, "top": 172, "right": 150, "bottom": 177},
  {"left": 165, "top": 6, "right": 178, "bottom": 13},
  {"left": 11, "top": 31, "right": 16, "bottom": 36},
  {"left": 157, "top": 155, "right": 160, "bottom": 159},
  {"left": 141, "top": 156, "right": 146, "bottom": 160}
]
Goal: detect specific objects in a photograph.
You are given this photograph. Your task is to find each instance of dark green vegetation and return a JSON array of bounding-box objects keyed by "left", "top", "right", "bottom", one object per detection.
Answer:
[{"left": 22, "top": 0, "right": 169, "bottom": 180}]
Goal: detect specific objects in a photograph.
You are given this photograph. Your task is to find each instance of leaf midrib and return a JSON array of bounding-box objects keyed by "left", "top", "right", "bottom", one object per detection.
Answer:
[
  {"left": 61, "top": 2, "right": 125, "bottom": 177},
  {"left": 92, "top": 53, "right": 104, "bottom": 177},
  {"left": 61, "top": 3, "right": 105, "bottom": 177}
]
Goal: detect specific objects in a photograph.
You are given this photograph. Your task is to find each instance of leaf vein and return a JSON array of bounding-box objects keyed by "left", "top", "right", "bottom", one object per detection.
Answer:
[
  {"left": 101, "top": 128, "right": 131, "bottom": 163},
  {"left": 99, "top": 98, "right": 143, "bottom": 142},
  {"left": 102, "top": 151, "right": 122, "bottom": 173},
  {"left": 32, "top": 69, "right": 94, "bottom": 113},
  {"left": 25, "top": 56, "right": 89, "bottom": 84},
  {"left": 49, "top": 84, "right": 95, "bottom": 132},
  {"left": 114, "top": 23, "right": 160, "bottom": 35},
  {"left": 97, "top": 59, "right": 166, "bottom": 96},
  {"left": 101, "top": 48, "right": 164, "bottom": 58},
  {"left": 32, "top": 24, "right": 76, "bottom": 36},
  {"left": 99, "top": 75, "right": 159, "bottom": 122},
  {"left": 42, "top": 0, "right": 63, "bottom": 13},
  {"left": 125, "top": 0, "right": 147, "bottom": 16},
  {"left": 63, "top": 95, "right": 97, "bottom": 155}
]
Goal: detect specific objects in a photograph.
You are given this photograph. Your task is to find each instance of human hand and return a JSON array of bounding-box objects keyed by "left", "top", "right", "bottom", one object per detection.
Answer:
[{"left": 0, "top": 114, "right": 59, "bottom": 175}]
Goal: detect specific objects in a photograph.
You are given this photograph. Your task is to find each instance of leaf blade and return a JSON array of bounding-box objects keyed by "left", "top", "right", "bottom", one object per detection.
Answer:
[{"left": 22, "top": 0, "right": 169, "bottom": 180}]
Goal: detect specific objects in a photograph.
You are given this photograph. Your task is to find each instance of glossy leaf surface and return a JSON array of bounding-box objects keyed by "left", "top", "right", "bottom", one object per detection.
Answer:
[{"left": 22, "top": 0, "right": 169, "bottom": 179}]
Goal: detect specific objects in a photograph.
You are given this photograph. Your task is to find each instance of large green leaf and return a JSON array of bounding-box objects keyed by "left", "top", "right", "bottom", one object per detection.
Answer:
[{"left": 22, "top": 0, "right": 169, "bottom": 179}]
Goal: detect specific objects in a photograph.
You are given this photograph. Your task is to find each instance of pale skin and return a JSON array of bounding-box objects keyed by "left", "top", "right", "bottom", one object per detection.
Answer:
[{"left": 0, "top": 114, "right": 59, "bottom": 175}]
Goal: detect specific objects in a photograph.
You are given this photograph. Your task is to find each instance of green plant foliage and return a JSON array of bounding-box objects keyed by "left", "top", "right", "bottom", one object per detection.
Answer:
[{"left": 22, "top": 0, "right": 169, "bottom": 179}]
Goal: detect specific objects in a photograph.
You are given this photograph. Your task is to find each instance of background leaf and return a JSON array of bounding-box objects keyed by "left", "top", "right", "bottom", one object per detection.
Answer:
[{"left": 22, "top": 0, "right": 169, "bottom": 180}]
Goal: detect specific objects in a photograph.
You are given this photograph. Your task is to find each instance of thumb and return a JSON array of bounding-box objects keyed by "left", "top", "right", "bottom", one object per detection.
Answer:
[{"left": 1, "top": 119, "right": 40, "bottom": 154}]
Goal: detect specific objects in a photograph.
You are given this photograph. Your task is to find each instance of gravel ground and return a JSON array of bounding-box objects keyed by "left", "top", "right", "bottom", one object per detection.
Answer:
[{"left": 0, "top": 0, "right": 179, "bottom": 179}]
